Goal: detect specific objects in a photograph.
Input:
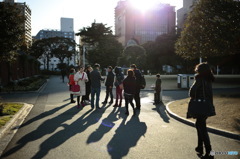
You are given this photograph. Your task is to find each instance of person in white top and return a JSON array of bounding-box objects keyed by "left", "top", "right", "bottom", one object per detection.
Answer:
[{"left": 74, "top": 66, "right": 88, "bottom": 108}]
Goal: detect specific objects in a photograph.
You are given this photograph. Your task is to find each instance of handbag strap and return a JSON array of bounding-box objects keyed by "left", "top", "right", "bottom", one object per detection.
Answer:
[
  {"left": 194, "top": 79, "right": 206, "bottom": 100},
  {"left": 81, "top": 73, "right": 85, "bottom": 80},
  {"left": 202, "top": 80, "right": 206, "bottom": 100}
]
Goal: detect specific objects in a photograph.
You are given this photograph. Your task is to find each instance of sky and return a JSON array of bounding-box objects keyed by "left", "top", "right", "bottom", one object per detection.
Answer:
[{"left": 1, "top": 0, "right": 183, "bottom": 38}]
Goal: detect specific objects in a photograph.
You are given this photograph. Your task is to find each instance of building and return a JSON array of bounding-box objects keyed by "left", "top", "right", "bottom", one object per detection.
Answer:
[
  {"left": 115, "top": 0, "right": 176, "bottom": 46},
  {"left": 177, "top": 0, "right": 197, "bottom": 30},
  {"left": 35, "top": 29, "right": 75, "bottom": 40},
  {"left": 61, "top": 17, "right": 74, "bottom": 32},
  {"left": 3, "top": 0, "right": 32, "bottom": 47},
  {"left": 35, "top": 18, "right": 76, "bottom": 70}
]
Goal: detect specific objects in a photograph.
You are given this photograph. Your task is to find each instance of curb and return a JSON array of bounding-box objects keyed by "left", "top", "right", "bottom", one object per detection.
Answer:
[
  {"left": 166, "top": 101, "right": 240, "bottom": 141},
  {"left": 0, "top": 103, "right": 33, "bottom": 156}
]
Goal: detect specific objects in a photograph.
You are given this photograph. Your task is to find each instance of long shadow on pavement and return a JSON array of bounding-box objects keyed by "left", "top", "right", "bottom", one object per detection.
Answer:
[
  {"left": 29, "top": 104, "right": 112, "bottom": 159},
  {"left": 1, "top": 104, "right": 80, "bottom": 158},
  {"left": 152, "top": 102, "right": 170, "bottom": 123},
  {"left": 18, "top": 103, "right": 71, "bottom": 129},
  {"left": 86, "top": 107, "right": 121, "bottom": 144},
  {"left": 107, "top": 112, "right": 147, "bottom": 159}
]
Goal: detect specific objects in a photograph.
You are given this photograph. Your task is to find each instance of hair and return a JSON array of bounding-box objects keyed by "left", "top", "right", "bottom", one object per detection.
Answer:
[
  {"left": 108, "top": 66, "right": 112, "bottom": 70},
  {"left": 127, "top": 69, "right": 134, "bottom": 77},
  {"left": 156, "top": 73, "right": 160, "bottom": 78},
  {"left": 86, "top": 65, "right": 91, "bottom": 69},
  {"left": 69, "top": 68, "right": 75, "bottom": 73},
  {"left": 94, "top": 63, "right": 100, "bottom": 68},
  {"left": 130, "top": 64, "right": 137, "bottom": 69},
  {"left": 114, "top": 66, "right": 119, "bottom": 74},
  {"left": 79, "top": 66, "right": 84, "bottom": 70},
  {"left": 195, "top": 62, "right": 215, "bottom": 82}
]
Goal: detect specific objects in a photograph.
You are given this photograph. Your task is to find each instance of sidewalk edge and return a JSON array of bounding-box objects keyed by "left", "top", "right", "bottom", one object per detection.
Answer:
[
  {"left": 166, "top": 101, "right": 240, "bottom": 141},
  {"left": 0, "top": 103, "right": 33, "bottom": 156}
]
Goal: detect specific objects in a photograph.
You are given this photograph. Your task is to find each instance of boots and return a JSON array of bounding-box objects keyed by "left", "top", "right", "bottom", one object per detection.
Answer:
[
  {"left": 70, "top": 94, "right": 75, "bottom": 103},
  {"left": 195, "top": 146, "right": 203, "bottom": 155},
  {"left": 201, "top": 145, "right": 214, "bottom": 159}
]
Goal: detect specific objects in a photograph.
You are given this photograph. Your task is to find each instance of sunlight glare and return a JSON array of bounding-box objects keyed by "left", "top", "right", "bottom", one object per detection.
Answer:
[{"left": 129, "top": 0, "right": 160, "bottom": 12}]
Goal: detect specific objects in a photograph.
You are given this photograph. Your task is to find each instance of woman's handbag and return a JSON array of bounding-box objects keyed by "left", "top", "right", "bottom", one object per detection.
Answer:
[
  {"left": 71, "top": 83, "right": 80, "bottom": 95},
  {"left": 187, "top": 80, "right": 216, "bottom": 118},
  {"left": 71, "top": 84, "right": 80, "bottom": 92}
]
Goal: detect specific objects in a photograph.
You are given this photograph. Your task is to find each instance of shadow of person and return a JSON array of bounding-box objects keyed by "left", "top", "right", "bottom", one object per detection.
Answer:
[
  {"left": 1, "top": 104, "right": 80, "bottom": 158},
  {"left": 152, "top": 102, "right": 170, "bottom": 123},
  {"left": 87, "top": 107, "right": 120, "bottom": 144},
  {"left": 107, "top": 114, "right": 147, "bottom": 159},
  {"left": 29, "top": 104, "right": 112, "bottom": 159},
  {"left": 18, "top": 103, "right": 70, "bottom": 129}
]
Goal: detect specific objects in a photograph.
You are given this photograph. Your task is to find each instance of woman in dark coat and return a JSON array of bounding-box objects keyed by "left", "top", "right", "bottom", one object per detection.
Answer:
[
  {"left": 113, "top": 67, "right": 124, "bottom": 107},
  {"left": 188, "top": 63, "right": 215, "bottom": 159},
  {"left": 123, "top": 69, "right": 136, "bottom": 116}
]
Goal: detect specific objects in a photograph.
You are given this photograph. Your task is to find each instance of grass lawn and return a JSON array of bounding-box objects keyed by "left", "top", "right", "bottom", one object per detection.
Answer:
[
  {"left": 168, "top": 94, "right": 240, "bottom": 134},
  {"left": 0, "top": 103, "right": 23, "bottom": 128}
]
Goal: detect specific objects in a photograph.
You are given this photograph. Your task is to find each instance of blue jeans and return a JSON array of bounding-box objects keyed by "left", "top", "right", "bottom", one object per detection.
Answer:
[{"left": 91, "top": 87, "right": 101, "bottom": 108}]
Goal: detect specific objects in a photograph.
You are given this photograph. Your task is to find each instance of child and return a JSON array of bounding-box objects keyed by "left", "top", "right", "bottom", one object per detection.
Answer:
[
  {"left": 68, "top": 68, "right": 76, "bottom": 103},
  {"left": 154, "top": 74, "right": 162, "bottom": 104}
]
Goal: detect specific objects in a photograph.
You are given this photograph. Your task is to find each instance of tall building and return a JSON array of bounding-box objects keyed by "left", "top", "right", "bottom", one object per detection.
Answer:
[
  {"left": 177, "top": 0, "right": 197, "bottom": 29},
  {"left": 115, "top": 0, "right": 176, "bottom": 46},
  {"left": 35, "top": 18, "right": 76, "bottom": 70},
  {"left": 3, "top": 0, "right": 32, "bottom": 47},
  {"left": 35, "top": 17, "right": 75, "bottom": 40},
  {"left": 61, "top": 17, "right": 74, "bottom": 32}
]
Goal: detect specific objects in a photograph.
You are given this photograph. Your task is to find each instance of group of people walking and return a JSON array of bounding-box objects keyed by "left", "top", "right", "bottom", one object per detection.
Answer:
[{"left": 68, "top": 63, "right": 147, "bottom": 115}]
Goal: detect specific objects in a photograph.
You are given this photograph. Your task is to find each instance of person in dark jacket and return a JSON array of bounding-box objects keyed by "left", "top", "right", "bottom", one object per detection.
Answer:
[
  {"left": 123, "top": 69, "right": 136, "bottom": 116},
  {"left": 154, "top": 73, "right": 162, "bottom": 104},
  {"left": 90, "top": 63, "right": 104, "bottom": 109},
  {"left": 102, "top": 66, "right": 115, "bottom": 104},
  {"left": 130, "top": 64, "right": 145, "bottom": 110},
  {"left": 188, "top": 62, "right": 215, "bottom": 159},
  {"left": 113, "top": 66, "right": 124, "bottom": 107}
]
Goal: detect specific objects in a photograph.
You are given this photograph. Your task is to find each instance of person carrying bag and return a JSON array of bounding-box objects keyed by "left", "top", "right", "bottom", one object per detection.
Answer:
[{"left": 187, "top": 62, "right": 216, "bottom": 159}]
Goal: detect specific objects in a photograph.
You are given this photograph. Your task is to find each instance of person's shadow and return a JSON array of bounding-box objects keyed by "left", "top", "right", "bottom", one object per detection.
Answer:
[
  {"left": 28, "top": 104, "right": 111, "bottom": 159},
  {"left": 152, "top": 102, "right": 170, "bottom": 123},
  {"left": 1, "top": 104, "right": 80, "bottom": 158},
  {"left": 107, "top": 113, "right": 147, "bottom": 159},
  {"left": 86, "top": 107, "right": 120, "bottom": 144}
]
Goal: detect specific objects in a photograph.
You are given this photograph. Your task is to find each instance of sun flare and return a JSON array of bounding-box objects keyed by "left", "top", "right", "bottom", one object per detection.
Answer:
[{"left": 129, "top": 0, "right": 161, "bottom": 12}]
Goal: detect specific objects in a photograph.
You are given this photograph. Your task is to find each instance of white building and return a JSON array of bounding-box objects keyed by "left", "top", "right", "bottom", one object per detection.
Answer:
[{"left": 35, "top": 18, "right": 77, "bottom": 70}]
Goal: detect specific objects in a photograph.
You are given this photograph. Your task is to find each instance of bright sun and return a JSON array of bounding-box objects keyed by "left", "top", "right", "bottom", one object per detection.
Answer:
[{"left": 129, "top": 0, "right": 160, "bottom": 12}]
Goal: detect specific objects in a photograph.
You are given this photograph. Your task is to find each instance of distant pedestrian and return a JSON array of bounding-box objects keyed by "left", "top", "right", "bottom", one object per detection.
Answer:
[
  {"left": 123, "top": 69, "right": 136, "bottom": 116},
  {"left": 154, "top": 74, "right": 162, "bottom": 104},
  {"left": 187, "top": 62, "right": 215, "bottom": 159},
  {"left": 130, "top": 64, "right": 145, "bottom": 110},
  {"left": 61, "top": 68, "right": 67, "bottom": 83},
  {"left": 102, "top": 66, "right": 114, "bottom": 105},
  {"left": 68, "top": 68, "right": 76, "bottom": 103},
  {"left": 74, "top": 66, "right": 88, "bottom": 108},
  {"left": 90, "top": 63, "right": 105, "bottom": 109},
  {"left": 82, "top": 65, "right": 92, "bottom": 105},
  {"left": 113, "top": 66, "right": 124, "bottom": 107}
]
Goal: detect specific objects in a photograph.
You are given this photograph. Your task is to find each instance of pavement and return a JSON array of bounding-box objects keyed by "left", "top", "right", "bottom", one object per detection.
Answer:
[{"left": 0, "top": 76, "right": 239, "bottom": 159}]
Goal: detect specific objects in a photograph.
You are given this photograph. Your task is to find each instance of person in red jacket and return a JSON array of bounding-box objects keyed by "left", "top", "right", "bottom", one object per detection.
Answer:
[{"left": 68, "top": 68, "right": 76, "bottom": 103}]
